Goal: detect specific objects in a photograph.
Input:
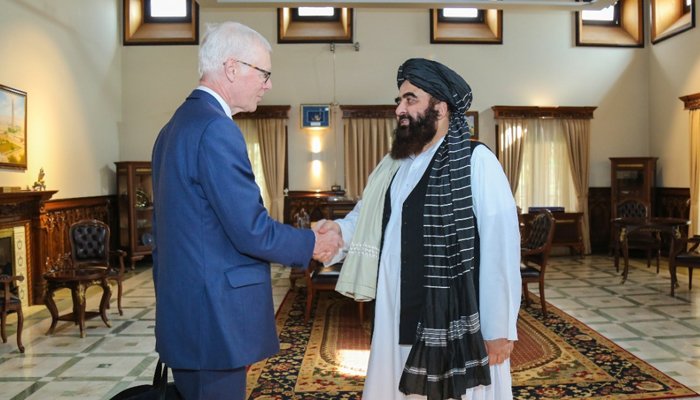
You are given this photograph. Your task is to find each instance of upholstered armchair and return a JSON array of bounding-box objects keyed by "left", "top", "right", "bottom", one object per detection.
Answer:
[
  {"left": 615, "top": 199, "right": 662, "bottom": 272},
  {"left": 520, "top": 210, "right": 556, "bottom": 316},
  {"left": 68, "top": 219, "right": 127, "bottom": 315}
]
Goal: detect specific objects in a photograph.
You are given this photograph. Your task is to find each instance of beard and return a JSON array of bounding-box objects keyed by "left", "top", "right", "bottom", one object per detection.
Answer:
[{"left": 390, "top": 105, "right": 440, "bottom": 160}]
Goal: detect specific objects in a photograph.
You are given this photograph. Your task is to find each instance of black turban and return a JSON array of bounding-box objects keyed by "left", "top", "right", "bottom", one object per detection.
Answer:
[{"left": 396, "top": 58, "right": 472, "bottom": 114}]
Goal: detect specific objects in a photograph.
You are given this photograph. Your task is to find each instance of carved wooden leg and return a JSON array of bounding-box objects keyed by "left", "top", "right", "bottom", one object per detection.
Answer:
[
  {"left": 45, "top": 286, "right": 59, "bottom": 335},
  {"left": 16, "top": 307, "right": 24, "bottom": 353},
  {"left": 71, "top": 288, "right": 81, "bottom": 326},
  {"left": 621, "top": 238, "right": 631, "bottom": 283},
  {"left": 117, "top": 280, "right": 123, "bottom": 316},
  {"left": 1, "top": 311, "right": 6, "bottom": 343},
  {"left": 77, "top": 284, "right": 87, "bottom": 338},
  {"left": 99, "top": 279, "right": 111, "bottom": 328}
]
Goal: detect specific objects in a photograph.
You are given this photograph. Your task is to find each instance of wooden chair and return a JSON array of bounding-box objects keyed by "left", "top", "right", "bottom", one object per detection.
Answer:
[
  {"left": 304, "top": 260, "right": 365, "bottom": 323},
  {"left": 520, "top": 210, "right": 556, "bottom": 317},
  {"left": 0, "top": 274, "right": 24, "bottom": 352},
  {"left": 69, "top": 219, "right": 127, "bottom": 315},
  {"left": 615, "top": 199, "right": 662, "bottom": 272},
  {"left": 669, "top": 233, "right": 700, "bottom": 296}
]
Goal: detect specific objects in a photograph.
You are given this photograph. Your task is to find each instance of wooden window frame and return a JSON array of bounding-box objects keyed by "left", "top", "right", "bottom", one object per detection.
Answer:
[
  {"left": 430, "top": 9, "right": 502, "bottom": 44},
  {"left": 581, "top": 2, "right": 621, "bottom": 26},
  {"left": 278, "top": 7, "right": 353, "bottom": 43},
  {"left": 123, "top": 0, "right": 199, "bottom": 46},
  {"left": 576, "top": 0, "right": 644, "bottom": 47},
  {"left": 143, "top": 0, "right": 192, "bottom": 23},
  {"left": 437, "top": 9, "right": 485, "bottom": 23},
  {"left": 651, "top": 0, "right": 696, "bottom": 44}
]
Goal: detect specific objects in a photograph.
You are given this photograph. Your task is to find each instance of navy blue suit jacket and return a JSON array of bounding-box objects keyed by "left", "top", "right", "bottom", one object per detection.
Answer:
[{"left": 151, "top": 89, "right": 315, "bottom": 369}]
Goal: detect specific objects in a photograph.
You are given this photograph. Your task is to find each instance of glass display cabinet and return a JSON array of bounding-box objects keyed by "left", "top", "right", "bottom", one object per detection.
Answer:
[
  {"left": 115, "top": 161, "right": 153, "bottom": 269},
  {"left": 610, "top": 157, "right": 657, "bottom": 219}
]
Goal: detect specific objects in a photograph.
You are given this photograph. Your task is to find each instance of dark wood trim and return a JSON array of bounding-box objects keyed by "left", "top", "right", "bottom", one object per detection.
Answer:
[
  {"left": 492, "top": 106, "right": 596, "bottom": 119},
  {"left": 655, "top": 187, "right": 690, "bottom": 219},
  {"left": 234, "top": 105, "right": 290, "bottom": 119},
  {"left": 680, "top": 92, "right": 700, "bottom": 110},
  {"left": 340, "top": 105, "right": 396, "bottom": 119}
]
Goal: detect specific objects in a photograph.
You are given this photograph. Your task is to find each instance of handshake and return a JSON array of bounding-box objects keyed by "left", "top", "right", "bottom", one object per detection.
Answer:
[{"left": 311, "top": 219, "right": 343, "bottom": 263}]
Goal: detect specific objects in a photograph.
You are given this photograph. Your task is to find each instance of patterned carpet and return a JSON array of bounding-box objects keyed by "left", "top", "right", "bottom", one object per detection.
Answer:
[{"left": 246, "top": 289, "right": 699, "bottom": 400}]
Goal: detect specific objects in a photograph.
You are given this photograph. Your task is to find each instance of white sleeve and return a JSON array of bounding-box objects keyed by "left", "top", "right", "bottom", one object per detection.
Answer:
[
  {"left": 325, "top": 199, "right": 362, "bottom": 265},
  {"left": 471, "top": 145, "right": 522, "bottom": 341}
]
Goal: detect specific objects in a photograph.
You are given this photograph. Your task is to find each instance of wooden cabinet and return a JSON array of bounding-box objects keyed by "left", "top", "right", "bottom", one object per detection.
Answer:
[
  {"left": 115, "top": 162, "right": 153, "bottom": 269},
  {"left": 610, "top": 157, "right": 657, "bottom": 219}
]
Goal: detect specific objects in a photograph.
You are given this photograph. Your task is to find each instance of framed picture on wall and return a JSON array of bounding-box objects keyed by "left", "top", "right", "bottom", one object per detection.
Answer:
[
  {"left": 301, "top": 104, "right": 330, "bottom": 128},
  {"left": 465, "top": 111, "right": 479, "bottom": 140},
  {"left": 0, "top": 84, "right": 27, "bottom": 170}
]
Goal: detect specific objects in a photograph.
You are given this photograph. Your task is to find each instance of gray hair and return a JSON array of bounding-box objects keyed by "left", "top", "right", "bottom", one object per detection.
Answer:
[{"left": 198, "top": 22, "right": 272, "bottom": 79}]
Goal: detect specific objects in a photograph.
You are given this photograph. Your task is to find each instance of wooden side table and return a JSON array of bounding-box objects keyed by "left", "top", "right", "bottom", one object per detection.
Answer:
[{"left": 44, "top": 267, "right": 111, "bottom": 338}]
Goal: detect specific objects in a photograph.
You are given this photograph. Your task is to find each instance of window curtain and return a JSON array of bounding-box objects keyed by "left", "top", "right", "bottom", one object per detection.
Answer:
[
  {"left": 257, "top": 119, "right": 287, "bottom": 222},
  {"left": 562, "top": 119, "right": 592, "bottom": 253},
  {"left": 690, "top": 109, "right": 700, "bottom": 236},
  {"left": 514, "top": 119, "right": 578, "bottom": 214},
  {"left": 235, "top": 118, "right": 282, "bottom": 220},
  {"left": 497, "top": 118, "right": 526, "bottom": 194},
  {"left": 343, "top": 117, "right": 395, "bottom": 199}
]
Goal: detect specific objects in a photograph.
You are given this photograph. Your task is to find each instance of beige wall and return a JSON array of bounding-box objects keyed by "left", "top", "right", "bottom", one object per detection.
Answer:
[
  {"left": 2, "top": 1, "right": 698, "bottom": 197},
  {"left": 123, "top": 7, "right": 656, "bottom": 191},
  {"left": 649, "top": 15, "right": 700, "bottom": 188},
  {"left": 0, "top": 0, "right": 121, "bottom": 198}
]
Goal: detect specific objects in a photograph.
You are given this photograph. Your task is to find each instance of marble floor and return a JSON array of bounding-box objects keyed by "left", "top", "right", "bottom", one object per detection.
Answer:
[{"left": 1, "top": 255, "right": 699, "bottom": 399}]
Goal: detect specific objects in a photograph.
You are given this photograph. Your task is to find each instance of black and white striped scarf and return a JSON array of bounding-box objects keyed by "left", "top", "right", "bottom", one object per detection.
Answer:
[{"left": 397, "top": 59, "right": 491, "bottom": 399}]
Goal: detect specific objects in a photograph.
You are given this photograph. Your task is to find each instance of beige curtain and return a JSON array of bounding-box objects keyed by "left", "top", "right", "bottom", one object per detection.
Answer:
[
  {"left": 562, "top": 119, "right": 592, "bottom": 253},
  {"left": 235, "top": 119, "right": 270, "bottom": 210},
  {"left": 497, "top": 118, "right": 526, "bottom": 194},
  {"left": 514, "top": 119, "right": 578, "bottom": 212},
  {"left": 344, "top": 117, "right": 395, "bottom": 199},
  {"left": 257, "top": 119, "right": 287, "bottom": 222},
  {"left": 690, "top": 109, "right": 700, "bottom": 236}
]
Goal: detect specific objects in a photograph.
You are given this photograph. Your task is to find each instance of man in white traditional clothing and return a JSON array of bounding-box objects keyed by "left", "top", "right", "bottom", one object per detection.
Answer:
[{"left": 315, "top": 58, "right": 521, "bottom": 400}]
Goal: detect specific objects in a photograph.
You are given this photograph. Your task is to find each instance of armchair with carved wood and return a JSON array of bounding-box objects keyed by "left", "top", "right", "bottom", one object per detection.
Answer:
[
  {"left": 669, "top": 233, "right": 700, "bottom": 296},
  {"left": 0, "top": 274, "right": 24, "bottom": 352},
  {"left": 68, "top": 219, "right": 127, "bottom": 315},
  {"left": 615, "top": 199, "right": 662, "bottom": 272},
  {"left": 520, "top": 210, "right": 556, "bottom": 316}
]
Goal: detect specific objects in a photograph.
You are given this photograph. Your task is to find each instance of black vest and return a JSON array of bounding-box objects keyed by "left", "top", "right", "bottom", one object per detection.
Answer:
[{"left": 381, "top": 142, "right": 482, "bottom": 345}]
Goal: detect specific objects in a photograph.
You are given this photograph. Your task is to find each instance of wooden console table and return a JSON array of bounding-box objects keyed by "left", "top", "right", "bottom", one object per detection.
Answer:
[
  {"left": 521, "top": 211, "right": 584, "bottom": 257},
  {"left": 612, "top": 217, "right": 688, "bottom": 283}
]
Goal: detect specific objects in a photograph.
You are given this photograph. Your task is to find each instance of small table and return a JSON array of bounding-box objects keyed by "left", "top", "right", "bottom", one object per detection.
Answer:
[
  {"left": 612, "top": 217, "right": 689, "bottom": 283},
  {"left": 44, "top": 267, "right": 111, "bottom": 338}
]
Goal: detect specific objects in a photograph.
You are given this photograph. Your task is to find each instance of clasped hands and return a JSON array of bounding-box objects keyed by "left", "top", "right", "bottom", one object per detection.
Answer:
[{"left": 311, "top": 219, "right": 343, "bottom": 263}]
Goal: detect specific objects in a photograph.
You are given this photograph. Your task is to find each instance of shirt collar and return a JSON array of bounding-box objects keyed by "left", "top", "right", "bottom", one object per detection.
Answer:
[{"left": 196, "top": 85, "right": 232, "bottom": 119}]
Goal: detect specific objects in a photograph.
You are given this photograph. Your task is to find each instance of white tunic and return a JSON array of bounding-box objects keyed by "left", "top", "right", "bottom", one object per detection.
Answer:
[{"left": 334, "top": 139, "right": 521, "bottom": 400}]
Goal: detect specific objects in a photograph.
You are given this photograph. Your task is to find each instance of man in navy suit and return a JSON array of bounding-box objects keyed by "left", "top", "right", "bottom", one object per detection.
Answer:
[{"left": 151, "top": 21, "right": 342, "bottom": 400}]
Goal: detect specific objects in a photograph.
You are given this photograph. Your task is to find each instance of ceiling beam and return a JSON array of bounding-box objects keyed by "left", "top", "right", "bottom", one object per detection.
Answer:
[{"left": 200, "top": 0, "right": 618, "bottom": 11}]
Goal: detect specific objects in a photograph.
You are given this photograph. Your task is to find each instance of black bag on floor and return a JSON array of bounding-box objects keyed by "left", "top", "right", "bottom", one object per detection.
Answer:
[{"left": 111, "top": 359, "right": 183, "bottom": 400}]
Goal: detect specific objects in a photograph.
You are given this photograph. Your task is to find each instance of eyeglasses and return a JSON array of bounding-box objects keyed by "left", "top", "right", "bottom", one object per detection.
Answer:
[{"left": 232, "top": 59, "right": 271, "bottom": 84}]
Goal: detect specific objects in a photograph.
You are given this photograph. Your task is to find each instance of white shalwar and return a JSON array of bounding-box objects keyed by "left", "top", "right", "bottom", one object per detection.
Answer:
[{"left": 333, "top": 139, "right": 521, "bottom": 400}]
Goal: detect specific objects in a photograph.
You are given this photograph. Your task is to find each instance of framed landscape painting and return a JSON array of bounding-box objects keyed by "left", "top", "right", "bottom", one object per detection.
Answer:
[
  {"left": 0, "top": 84, "right": 27, "bottom": 169},
  {"left": 466, "top": 111, "right": 479, "bottom": 140}
]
